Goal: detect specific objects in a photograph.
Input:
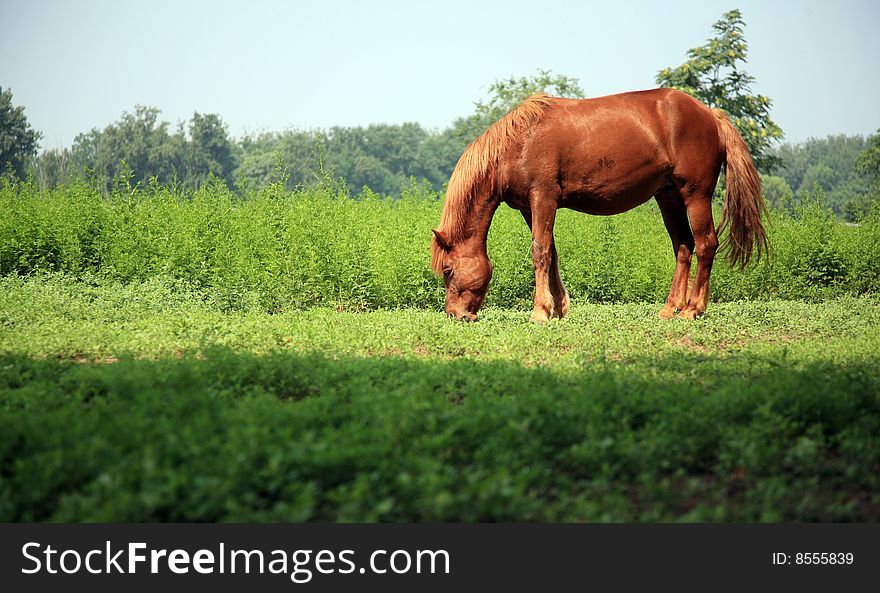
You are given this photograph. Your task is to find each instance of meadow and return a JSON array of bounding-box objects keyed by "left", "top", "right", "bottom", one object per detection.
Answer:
[{"left": 1, "top": 178, "right": 878, "bottom": 521}]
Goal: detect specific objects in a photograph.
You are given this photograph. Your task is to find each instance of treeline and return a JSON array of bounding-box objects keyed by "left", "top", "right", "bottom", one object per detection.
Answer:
[
  {"left": 31, "top": 107, "right": 472, "bottom": 196},
  {"left": 234, "top": 123, "right": 467, "bottom": 195},
  {"left": 30, "top": 105, "right": 880, "bottom": 220},
  {"left": 33, "top": 108, "right": 237, "bottom": 194},
  {"left": 11, "top": 9, "right": 880, "bottom": 219},
  {"left": 764, "top": 135, "right": 876, "bottom": 218},
  {"left": 25, "top": 71, "right": 588, "bottom": 198},
  {"left": 12, "top": 9, "right": 878, "bottom": 218}
]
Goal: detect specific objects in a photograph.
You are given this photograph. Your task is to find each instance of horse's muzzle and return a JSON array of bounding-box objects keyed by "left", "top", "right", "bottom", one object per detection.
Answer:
[{"left": 447, "top": 311, "right": 478, "bottom": 322}]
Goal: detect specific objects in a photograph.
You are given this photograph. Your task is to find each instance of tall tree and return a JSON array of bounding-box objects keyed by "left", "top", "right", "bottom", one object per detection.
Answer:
[
  {"left": 185, "top": 112, "right": 235, "bottom": 187},
  {"left": 0, "top": 87, "right": 42, "bottom": 179},
  {"left": 771, "top": 135, "right": 871, "bottom": 217},
  {"left": 855, "top": 130, "right": 880, "bottom": 181},
  {"left": 72, "top": 106, "right": 181, "bottom": 192},
  {"left": 32, "top": 147, "right": 73, "bottom": 189},
  {"left": 850, "top": 129, "right": 880, "bottom": 218},
  {"left": 656, "top": 9, "right": 783, "bottom": 172},
  {"left": 69, "top": 107, "right": 237, "bottom": 192},
  {"left": 473, "top": 69, "right": 585, "bottom": 123}
]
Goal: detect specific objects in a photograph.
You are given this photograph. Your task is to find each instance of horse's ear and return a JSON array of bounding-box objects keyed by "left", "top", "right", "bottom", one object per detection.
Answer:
[{"left": 432, "top": 229, "right": 451, "bottom": 250}]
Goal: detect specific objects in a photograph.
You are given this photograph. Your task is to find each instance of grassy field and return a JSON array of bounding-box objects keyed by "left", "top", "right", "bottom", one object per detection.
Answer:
[
  {"left": 1, "top": 275, "right": 878, "bottom": 521},
  {"left": 1, "top": 180, "right": 878, "bottom": 521}
]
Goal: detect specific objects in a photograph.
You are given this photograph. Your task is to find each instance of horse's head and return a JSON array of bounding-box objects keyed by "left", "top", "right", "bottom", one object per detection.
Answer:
[{"left": 432, "top": 229, "right": 492, "bottom": 321}]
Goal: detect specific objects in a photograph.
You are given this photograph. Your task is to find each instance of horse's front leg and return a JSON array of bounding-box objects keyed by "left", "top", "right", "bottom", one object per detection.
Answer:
[
  {"left": 680, "top": 195, "right": 719, "bottom": 319},
  {"left": 525, "top": 195, "right": 565, "bottom": 322}
]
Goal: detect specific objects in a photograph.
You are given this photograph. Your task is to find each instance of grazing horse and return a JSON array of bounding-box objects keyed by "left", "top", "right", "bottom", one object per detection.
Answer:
[{"left": 431, "top": 88, "right": 768, "bottom": 321}]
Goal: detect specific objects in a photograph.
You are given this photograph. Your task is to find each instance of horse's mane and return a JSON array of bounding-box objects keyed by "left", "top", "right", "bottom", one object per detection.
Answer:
[{"left": 431, "top": 93, "right": 552, "bottom": 275}]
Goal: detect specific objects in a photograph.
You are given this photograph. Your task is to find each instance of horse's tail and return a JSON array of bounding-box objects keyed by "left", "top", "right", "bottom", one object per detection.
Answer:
[
  {"left": 712, "top": 109, "right": 769, "bottom": 269},
  {"left": 431, "top": 93, "right": 552, "bottom": 275}
]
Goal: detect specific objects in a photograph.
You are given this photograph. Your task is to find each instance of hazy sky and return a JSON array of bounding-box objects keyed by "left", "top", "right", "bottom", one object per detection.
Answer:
[{"left": 3, "top": 0, "right": 878, "bottom": 149}]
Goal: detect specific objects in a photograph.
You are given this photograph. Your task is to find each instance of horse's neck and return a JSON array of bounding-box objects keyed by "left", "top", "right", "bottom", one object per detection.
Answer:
[{"left": 462, "top": 193, "right": 501, "bottom": 247}]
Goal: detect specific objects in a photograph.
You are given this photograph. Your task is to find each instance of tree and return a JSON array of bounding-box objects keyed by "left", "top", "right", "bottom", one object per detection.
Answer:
[
  {"left": 69, "top": 107, "right": 237, "bottom": 192},
  {"left": 850, "top": 129, "right": 880, "bottom": 219},
  {"left": 184, "top": 112, "right": 236, "bottom": 188},
  {"left": 422, "top": 70, "right": 588, "bottom": 188},
  {"left": 32, "top": 147, "right": 73, "bottom": 190},
  {"left": 72, "top": 106, "right": 181, "bottom": 192},
  {"left": 0, "top": 87, "right": 42, "bottom": 179},
  {"left": 771, "top": 135, "right": 871, "bottom": 217},
  {"left": 760, "top": 174, "right": 793, "bottom": 210},
  {"left": 235, "top": 123, "right": 461, "bottom": 195},
  {"left": 473, "top": 69, "right": 585, "bottom": 123},
  {"left": 855, "top": 130, "right": 880, "bottom": 181},
  {"left": 235, "top": 132, "right": 286, "bottom": 192},
  {"left": 656, "top": 9, "right": 783, "bottom": 172}
]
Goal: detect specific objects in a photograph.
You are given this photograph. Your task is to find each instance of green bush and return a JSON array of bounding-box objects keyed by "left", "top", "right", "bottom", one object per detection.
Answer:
[{"left": 1, "top": 178, "right": 877, "bottom": 312}]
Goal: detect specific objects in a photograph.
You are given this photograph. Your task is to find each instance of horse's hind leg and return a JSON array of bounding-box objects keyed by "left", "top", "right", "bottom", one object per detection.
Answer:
[
  {"left": 679, "top": 194, "right": 719, "bottom": 320},
  {"left": 656, "top": 188, "right": 695, "bottom": 319},
  {"left": 551, "top": 249, "right": 570, "bottom": 319}
]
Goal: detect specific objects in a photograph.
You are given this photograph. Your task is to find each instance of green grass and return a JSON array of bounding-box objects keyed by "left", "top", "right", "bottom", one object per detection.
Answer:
[
  {"left": 1, "top": 275, "right": 878, "bottom": 521},
  {"left": 2, "top": 179, "right": 878, "bottom": 522}
]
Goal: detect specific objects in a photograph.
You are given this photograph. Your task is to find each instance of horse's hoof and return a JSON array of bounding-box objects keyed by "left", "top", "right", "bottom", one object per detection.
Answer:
[
  {"left": 530, "top": 311, "right": 551, "bottom": 323},
  {"left": 679, "top": 308, "right": 700, "bottom": 320},
  {"left": 659, "top": 305, "right": 676, "bottom": 319}
]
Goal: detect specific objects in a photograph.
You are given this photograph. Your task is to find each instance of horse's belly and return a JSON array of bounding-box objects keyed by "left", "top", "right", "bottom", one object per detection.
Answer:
[
  {"left": 554, "top": 142, "right": 672, "bottom": 214},
  {"left": 560, "top": 179, "right": 662, "bottom": 215}
]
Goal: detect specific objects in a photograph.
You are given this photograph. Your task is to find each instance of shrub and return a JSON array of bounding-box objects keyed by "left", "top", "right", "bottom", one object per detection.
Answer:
[{"left": 0, "top": 179, "right": 876, "bottom": 312}]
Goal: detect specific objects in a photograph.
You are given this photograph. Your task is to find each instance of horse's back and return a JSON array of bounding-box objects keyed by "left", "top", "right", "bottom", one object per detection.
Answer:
[
  {"left": 541, "top": 88, "right": 721, "bottom": 160},
  {"left": 501, "top": 89, "right": 724, "bottom": 213}
]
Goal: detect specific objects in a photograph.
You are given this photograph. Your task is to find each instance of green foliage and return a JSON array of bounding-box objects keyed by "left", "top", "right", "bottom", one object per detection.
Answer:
[
  {"left": 849, "top": 130, "right": 880, "bottom": 220},
  {"left": 184, "top": 113, "right": 237, "bottom": 187},
  {"left": 234, "top": 123, "right": 456, "bottom": 196},
  {"left": 477, "top": 70, "right": 585, "bottom": 118},
  {"left": 29, "top": 147, "right": 73, "bottom": 189},
  {"left": 856, "top": 130, "right": 880, "bottom": 177},
  {"left": 1, "top": 180, "right": 878, "bottom": 312},
  {"left": 2, "top": 177, "right": 878, "bottom": 523},
  {"left": 656, "top": 9, "right": 783, "bottom": 172},
  {"left": 1, "top": 279, "right": 878, "bottom": 521},
  {"left": 760, "top": 174, "right": 794, "bottom": 210},
  {"left": 771, "top": 135, "right": 872, "bottom": 218},
  {"left": 62, "top": 107, "right": 235, "bottom": 192},
  {"left": 0, "top": 87, "right": 42, "bottom": 179},
  {"left": 72, "top": 106, "right": 177, "bottom": 192}
]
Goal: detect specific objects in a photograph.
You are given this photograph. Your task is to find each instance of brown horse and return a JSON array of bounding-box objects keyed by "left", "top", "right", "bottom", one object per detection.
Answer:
[{"left": 431, "top": 88, "right": 767, "bottom": 321}]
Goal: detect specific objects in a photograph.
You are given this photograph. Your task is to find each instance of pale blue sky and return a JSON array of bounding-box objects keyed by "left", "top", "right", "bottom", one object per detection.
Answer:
[{"left": 3, "top": 0, "right": 878, "bottom": 149}]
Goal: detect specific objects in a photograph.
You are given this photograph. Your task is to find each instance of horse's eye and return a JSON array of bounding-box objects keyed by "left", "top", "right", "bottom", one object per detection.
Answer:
[{"left": 443, "top": 268, "right": 453, "bottom": 279}]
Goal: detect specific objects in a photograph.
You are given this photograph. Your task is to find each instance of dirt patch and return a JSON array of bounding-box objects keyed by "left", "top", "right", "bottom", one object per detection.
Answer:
[
  {"left": 672, "top": 335, "right": 746, "bottom": 353},
  {"left": 70, "top": 355, "right": 119, "bottom": 364}
]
